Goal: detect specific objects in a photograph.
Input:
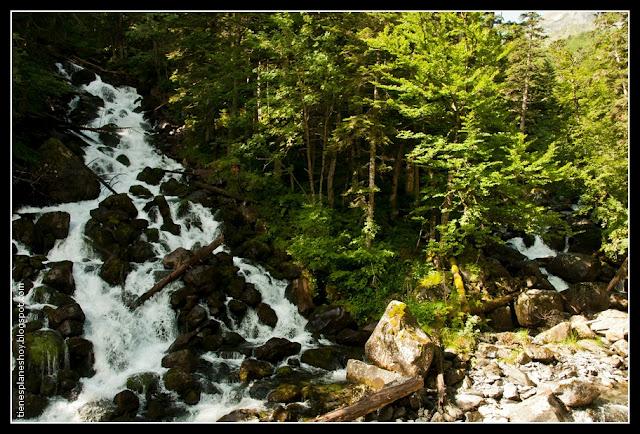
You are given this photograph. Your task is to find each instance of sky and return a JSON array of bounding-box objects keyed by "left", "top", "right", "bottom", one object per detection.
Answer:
[{"left": 493, "top": 11, "right": 532, "bottom": 22}]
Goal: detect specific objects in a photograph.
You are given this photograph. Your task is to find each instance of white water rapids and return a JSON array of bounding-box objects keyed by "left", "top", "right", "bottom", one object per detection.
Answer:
[
  {"left": 506, "top": 235, "right": 569, "bottom": 292},
  {"left": 12, "top": 64, "right": 338, "bottom": 422}
]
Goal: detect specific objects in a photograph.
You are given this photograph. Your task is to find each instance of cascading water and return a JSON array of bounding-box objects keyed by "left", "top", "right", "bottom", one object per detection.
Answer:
[
  {"left": 12, "top": 64, "right": 335, "bottom": 422},
  {"left": 506, "top": 235, "right": 569, "bottom": 292}
]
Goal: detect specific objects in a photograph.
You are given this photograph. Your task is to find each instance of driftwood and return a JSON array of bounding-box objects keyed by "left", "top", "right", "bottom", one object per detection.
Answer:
[
  {"left": 314, "top": 376, "right": 424, "bottom": 422},
  {"left": 434, "top": 346, "right": 446, "bottom": 412},
  {"left": 130, "top": 235, "right": 224, "bottom": 309},
  {"left": 67, "top": 56, "right": 127, "bottom": 76},
  {"left": 606, "top": 255, "right": 628, "bottom": 292}
]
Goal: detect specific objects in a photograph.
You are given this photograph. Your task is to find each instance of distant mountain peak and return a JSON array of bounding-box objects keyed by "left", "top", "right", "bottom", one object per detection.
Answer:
[{"left": 540, "top": 11, "right": 597, "bottom": 41}]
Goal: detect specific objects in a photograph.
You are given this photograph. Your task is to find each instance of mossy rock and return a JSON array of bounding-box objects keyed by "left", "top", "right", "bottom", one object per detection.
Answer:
[
  {"left": 267, "top": 384, "right": 302, "bottom": 403},
  {"left": 126, "top": 372, "right": 160, "bottom": 396},
  {"left": 30, "top": 285, "right": 75, "bottom": 307},
  {"left": 24, "top": 329, "right": 65, "bottom": 369},
  {"left": 144, "top": 227, "right": 160, "bottom": 242}
]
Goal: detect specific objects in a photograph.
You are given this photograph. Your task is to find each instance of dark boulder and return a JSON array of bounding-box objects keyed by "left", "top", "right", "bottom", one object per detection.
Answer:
[
  {"left": 183, "top": 265, "right": 216, "bottom": 288},
  {"left": 37, "top": 138, "right": 101, "bottom": 205},
  {"left": 238, "top": 239, "right": 272, "bottom": 262},
  {"left": 488, "top": 305, "right": 515, "bottom": 332},
  {"left": 66, "top": 337, "right": 95, "bottom": 377},
  {"left": 116, "top": 154, "right": 130, "bottom": 166},
  {"left": 285, "top": 277, "right": 315, "bottom": 317},
  {"left": 182, "top": 305, "right": 208, "bottom": 331},
  {"left": 70, "top": 68, "right": 96, "bottom": 86},
  {"left": 99, "top": 256, "right": 131, "bottom": 286},
  {"left": 546, "top": 253, "right": 601, "bottom": 283},
  {"left": 47, "top": 302, "right": 85, "bottom": 327},
  {"left": 160, "top": 178, "right": 190, "bottom": 197},
  {"left": 98, "top": 123, "right": 121, "bottom": 147},
  {"left": 12, "top": 255, "right": 45, "bottom": 283},
  {"left": 126, "top": 372, "right": 160, "bottom": 397},
  {"left": 256, "top": 303, "right": 278, "bottom": 328},
  {"left": 569, "top": 219, "right": 602, "bottom": 255},
  {"left": 144, "top": 228, "right": 160, "bottom": 242},
  {"left": 129, "top": 184, "right": 153, "bottom": 199},
  {"left": 254, "top": 337, "right": 301, "bottom": 363},
  {"left": 227, "top": 299, "right": 248, "bottom": 322},
  {"left": 33, "top": 211, "right": 70, "bottom": 254},
  {"left": 127, "top": 240, "right": 156, "bottom": 263},
  {"left": 161, "top": 349, "right": 199, "bottom": 372},
  {"left": 561, "top": 282, "right": 609, "bottom": 314},
  {"left": 515, "top": 260, "right": 555, "bottom": 291},
  {"left": 113, "top": 390, "right": 139, "bottom": 417},
  {"left": 239, "top": 283, "right": 262, "bottom": 307},
  {"left": 136, "top": 167, "right": 165, "bottom": 186},
  {"left": 300, "top": 347, "right": 347, "bottom": 370},
  {"left": 169, "top": 286, "right": 197, "bottom": 310},
  {"left": 30, "top": 285, "right": 74, "bottom": 307},
  {"left": 335, "top": 328, "right": 371, "bottom": 347},
  {"left": 267, "top": 384, "right": 303, "bottom": 403},
  {"left": 167, "top": 330, "right": 202, "bottom": 353},
  {"left": 239, "top": 359, "right": 274, "bottom": 383},
  {"left": 42, "top": 261, "right": 75, "bottom": 294},
  {"left": 144, "top": 392, "right": 187, "bottom": 421},
  {"left": 13, "top": 392, "right": 48, "bottom": 419},
  {"left": 57, "top": 319, "right": 84, "bottom": 337},
  {"left": 163, "top": 247, "right": 193, "bottom": 269},
  {"left": 12, "top": 216, "right": 35, "bottom": 249},
  {"left": 99, "top": 193, "right": 138, "bottom": 218},
  {"left": 305, "top": 305, "right": 356, "bottom": 337},
  {"left": 162, "top": 368, "right": 201, "bottom": 405},
  {"left": 68, "top": 91, "right": 104, "bottom": 125}
]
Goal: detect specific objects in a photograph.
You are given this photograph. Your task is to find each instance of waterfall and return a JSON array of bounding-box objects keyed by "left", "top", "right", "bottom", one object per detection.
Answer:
[{"left": 12, "top": 63, "right": 325, "bottom": 421}]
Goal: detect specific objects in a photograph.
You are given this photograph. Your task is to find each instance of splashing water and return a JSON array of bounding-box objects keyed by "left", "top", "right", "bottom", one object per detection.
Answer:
[
  {"left": 13, "top": 64, "right": 320, "bottom": 421},
  {"left": 506, "top": 235, "right": 570, "bottom": 292}
]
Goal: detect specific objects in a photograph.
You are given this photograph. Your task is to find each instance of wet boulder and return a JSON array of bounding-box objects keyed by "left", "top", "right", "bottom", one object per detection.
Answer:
[
  {"left": 239, "top": 359, "right": 274, "bottom": 383},
  {"left": 116, "top": 154, "right": 130, "bottom": 166},
  {"left": 57, "top": 319, "right": 84, "bottom": 337},
  {"left": 99, "top": 193, "right": 138, "bottom": 218},
  {"left": 22, "top": 330, "right": 65, "bottom": 383},
  {"left": 301, "top": 347, "right": 348, "bottom": 371},
  {"left": 514, "top": 289, "right": 565, "bottom": 328},
  {"left": 238, "top": 238, "right": 272, "bottom": 262},
  {"left": 239, "top": 283, "right": 262, "bottom": 307},
  {"left": 99, "top": 256, "right": 131, "bottom": 286},
  {"left": 12, "top": 255, "right": 45, "bottom": 283},
  {"left": 560, "top": 282, "right": 609, "bottom": 314},
  {"left": 169, "top": 286, "right": 197, "bottom": 310},
  {"left": 285, "top": 277, "right": 315, "bottom": 317},
  {"left": 545, "top": 252, "right": 601, "bottom": 283},
  {"left": 78, "top": 399, "right": 117, "bottom": 422},
  {"left": 47, "top": 302, "right": 85, "bottom": 328},
  {"left": 364, "top": 301, "right": 436, "bottom": 377},
  {"left": 161, "top": 349, "right": 199, "bottom": 372},
  {"left": 42, "top": 261, "right": 75, "bottom": 294},
  {"left": 136, "top": 167, "right": 165, "bottom": 186},
  {"left": 126, "top": 372, "right": 160, "bottom": 397},
  {"left": 227, "top": 299, "right": 248, "bottom": 322},
  {"left": 12, "top": 216, "right": 36, "bottom": 249},
  {"left": 30, "top": 285, "right": 75, "bottom": 307},
  {"left": 70, "top": 68, "right": 96, "bottom": 86},
  {"left": 33, "top": 211, "right": 70, "bottom": 254},
  {"left": 98, "top": 123, "right": 121, "bottom": 147},
  {"left": 127, "top": 240, "right": 156, "bottom": 263},
  {"left": 144, "top": 392, "right": 187, "bottom": 421},
  {"left": 37, "top": 138, "right": 101, "bottom": 205},
  {"left": 515, "top": 260, "right": 555, "bottom": 291},
  {"left": 163, "top": 247, "right": 193, "bottom": 269},
  {"left": 113, "top": 390, "right": 140, "bottom": 418},
  {"left": 160, "top": 178, "right": 190, "bottom": 197},
  {"left": 183, "top": 265, "right": 216, "bottom": 288},
  {"left": 254, "top": 337, "right": 301, "bottom": 363},
  {"left": 68, "top": 90, "right": 103, "bottom": 125},
  {"left": 487, "top": 241, "right": 527, "bottom": 272},
  {"left": 256, "top": 303, "right": 278, "bottom": 328},
  {"left": 129, "top": 184, "right": 153, "bottom": 199},
  {"left": 66, "top": 336, "right": 95, "bottom": 377},
  {"left": 305, "top": 305, "right": 356, "bottom": 337},
  {"left": 162, "top": 368, "right": 201, "bottom": 405},
  {"left": 267, "top": 384, "right": 303, "bottom": 403},
  {"left": 181, "top": 305, "right": 208, "bottom": 331}
]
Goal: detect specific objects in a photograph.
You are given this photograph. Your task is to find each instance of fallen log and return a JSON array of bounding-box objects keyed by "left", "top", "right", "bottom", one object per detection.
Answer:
[
  {"left": 606, "top": 255, "right": 628, "bottom": 292},
  {"left": 130, "top": 234, "right": 224, "bottom": 310},
  {"left": 313, "top": 376, "right": 424, "bottom": 422},
  {"left": 469, "top": 293, "right": 518, "bottom": 315}
]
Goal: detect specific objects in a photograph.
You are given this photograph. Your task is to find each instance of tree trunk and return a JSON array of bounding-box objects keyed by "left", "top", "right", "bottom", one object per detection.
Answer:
[
  {"left": 303, "top": 103, "right": 315, "bottom": 201},
  {"left": 520, "top": 49, "right": 531, "bottom": 134},
  {"left": 318, "top": 104, "right": 333, "bottom": 201},
  {"left": 131, "top": 235, "right": 224, "bottom": 309},
  {"left": 606, "top": 255, "right": 628, "bottom": 292},
  {"left": 366, "top": 138, "right": 376, "bottom": 249},
  {"left": 390, "top": 143, "right": 404, "bottom": 220},
  {"left": 327, "top": 150, "right": 337, "bottom": 208},
  {"left": 314, "top": 376, "right": 424, "bottom": 422}
]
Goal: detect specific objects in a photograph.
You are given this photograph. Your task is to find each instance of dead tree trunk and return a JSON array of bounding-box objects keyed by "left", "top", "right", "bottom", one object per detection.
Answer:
[
  {"left": 606, "top": 255, "right": 628, "bottom": 292},
  {"left": 130, "top": 235, "right": 224, "bottom": 309},
  {"left": 314, "top": 376, "right": 424, "bottom": 422}
]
